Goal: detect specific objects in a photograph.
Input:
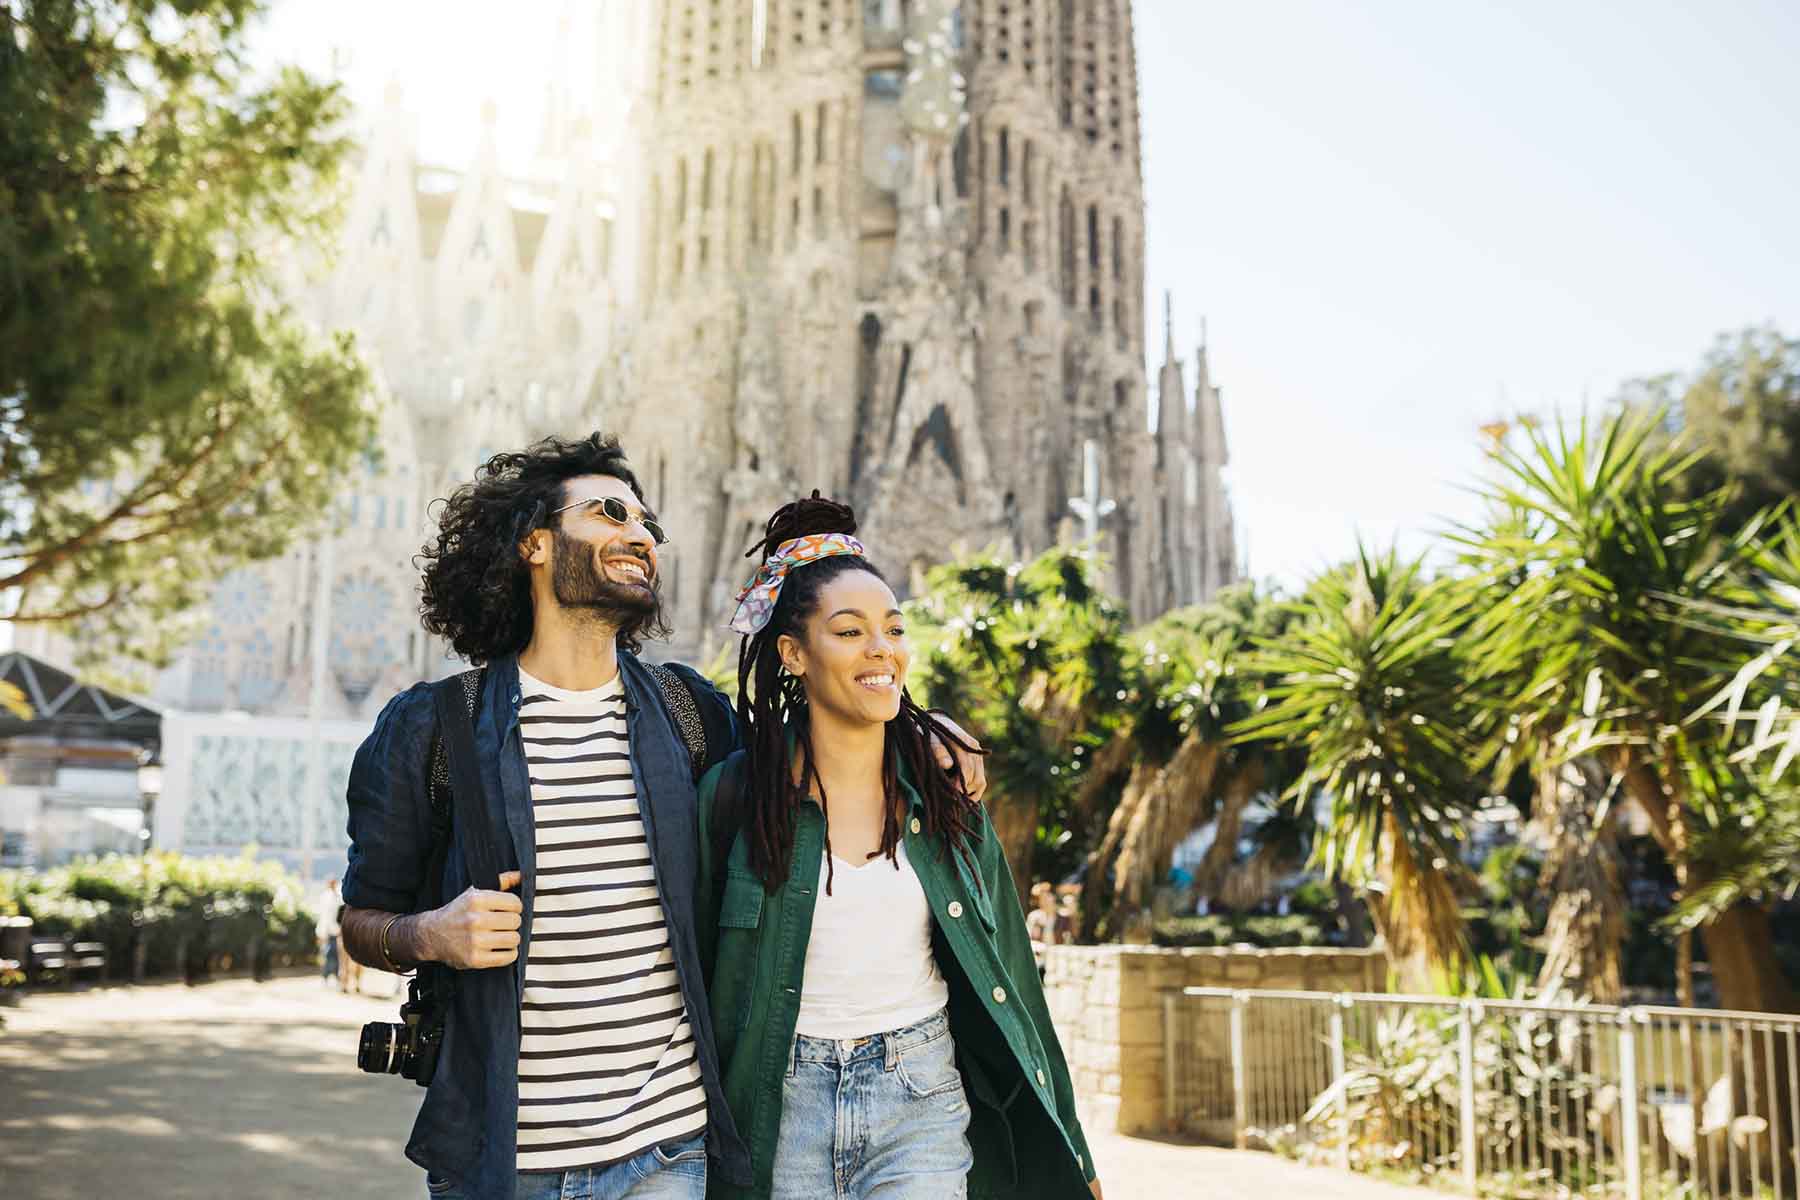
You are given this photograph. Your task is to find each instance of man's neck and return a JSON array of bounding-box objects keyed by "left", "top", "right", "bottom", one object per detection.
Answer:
[{"left": 517, "top": 609, "right": 622, "bottom": 692}]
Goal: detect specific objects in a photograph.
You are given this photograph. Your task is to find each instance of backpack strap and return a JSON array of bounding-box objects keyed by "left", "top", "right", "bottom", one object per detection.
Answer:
[
  {"left": 645, "top": 660, "right": 709, "bottom": 779},
  {"left": 422, "top": 669, "right": 485, "bottom": 909},
  {"left": 432, "top": 669, "right": 504, "bottom": 892}
]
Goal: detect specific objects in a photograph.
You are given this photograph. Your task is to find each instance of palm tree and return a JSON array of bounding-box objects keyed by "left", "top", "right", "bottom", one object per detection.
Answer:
[
  {"left": 905, "top": 545, "right": 1132, "bottom": 895},
  {"left": 1232, "top": 549, "right": 1484, "bottom": 987},
  {"left": 1458, "top": 410, "right": 1796, "bottom": 1014},
  {"left": 1674, "top": 513, "right": 1800, "bottom": 932},
  {"left": 1071, "top": 585, "right": 1292, "bottom": 941}
]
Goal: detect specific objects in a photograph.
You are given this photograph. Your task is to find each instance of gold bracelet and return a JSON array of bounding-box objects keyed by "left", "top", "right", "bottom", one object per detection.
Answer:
[{"left": 379, "top": 912, "right": 415, "bottom": 975}]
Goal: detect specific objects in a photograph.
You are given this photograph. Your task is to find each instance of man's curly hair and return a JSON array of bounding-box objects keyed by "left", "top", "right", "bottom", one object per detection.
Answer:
[{"left": 417, "top": 433, "right": 670, "bottom": 663}]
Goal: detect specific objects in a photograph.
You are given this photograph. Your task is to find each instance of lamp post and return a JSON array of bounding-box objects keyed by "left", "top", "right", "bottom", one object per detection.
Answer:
[
  {"left": 135, "top": 757, "right": 162, "bottom": 856},
  {"left": 134, "top": 756, "right": 162, "bottom": 983}
]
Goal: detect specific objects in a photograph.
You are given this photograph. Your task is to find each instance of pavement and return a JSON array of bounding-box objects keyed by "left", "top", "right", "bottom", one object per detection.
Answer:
[{"left": 0, "top": 974, "right": 1441, "bottom": 1199}]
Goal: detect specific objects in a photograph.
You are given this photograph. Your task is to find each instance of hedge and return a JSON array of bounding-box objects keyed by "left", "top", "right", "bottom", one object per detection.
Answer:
[
  {"left": 1152, "top": 913, "right": 1329, "bottom": 949},
  {"left": 0, "top": 851, "right": 319, "bottom": 981}
]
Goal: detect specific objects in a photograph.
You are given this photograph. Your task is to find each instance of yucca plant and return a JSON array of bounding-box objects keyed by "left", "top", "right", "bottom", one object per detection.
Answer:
[
  {"left": 906, "top": 545, "right": 1133, "bottom": 893},
  {"left": 1663, "top": 514, "right": 1800, "bottom": 940},
  {"left": 1232, "top": 549, "right": 1485, "bottom": 986},
  {"left": 1457, "top": 409, "right": 1795, "bottom": 1015},
  {"left": 1072, "top": 583, "right": 1298, "bottom": 940}
]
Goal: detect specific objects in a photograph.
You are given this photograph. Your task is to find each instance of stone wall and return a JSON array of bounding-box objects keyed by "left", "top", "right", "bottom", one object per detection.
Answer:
[{"left": 1041, "top": 945, "right": 1388, "bottom": 1135}]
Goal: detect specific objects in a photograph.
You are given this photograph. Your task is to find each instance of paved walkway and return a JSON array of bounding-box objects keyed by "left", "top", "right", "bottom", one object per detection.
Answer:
[{"left": 0, "top": 975, "right": 1439, "bottom": 1199}]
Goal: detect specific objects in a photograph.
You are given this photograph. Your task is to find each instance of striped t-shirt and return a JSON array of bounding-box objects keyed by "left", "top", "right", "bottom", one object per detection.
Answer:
[{"left": 515, "top": 669, "right": 707, "bottom": 1173}]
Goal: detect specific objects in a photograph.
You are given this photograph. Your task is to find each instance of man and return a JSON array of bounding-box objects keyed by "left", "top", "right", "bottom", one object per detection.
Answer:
[
  {"left": 340, "top": 434, "right": 984, "bottom": 1200},
  {"left": 316, "top": 877, "right": 341, "bottom": 987}
]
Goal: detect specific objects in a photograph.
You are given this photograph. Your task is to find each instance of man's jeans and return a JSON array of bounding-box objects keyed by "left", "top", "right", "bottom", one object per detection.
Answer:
[
  {"left": 424, "top": 1134, "right": 706, "bottom": 1200},
  {"left": 771, "top": 1010, "right": 973, "bottom": 1200}
]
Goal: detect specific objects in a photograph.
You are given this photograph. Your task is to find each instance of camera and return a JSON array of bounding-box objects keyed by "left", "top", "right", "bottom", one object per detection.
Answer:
[{"left": 358, "top": 969, "right": 450, "bottom": 1086}]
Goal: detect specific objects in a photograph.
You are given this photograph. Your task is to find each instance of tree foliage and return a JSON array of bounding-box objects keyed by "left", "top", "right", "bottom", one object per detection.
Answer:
[
  {"left": 1621, "top": 326, "right": 1800, "bottom": 534},
  {"left": 905, "top": 546, "right": 1133, "bottom": 892},
  {"left": 1456, "top": 409, "right": 1796, "bottom": 1012},
  {"left": 0, "top": 0, "right": 374, "bottom": 662},
  {"left": 1232, "top": 551, "right": 1484, "bottom": 983},
  {"left": 1075, "top": 582, "right": 1297, "bottom": 939}
]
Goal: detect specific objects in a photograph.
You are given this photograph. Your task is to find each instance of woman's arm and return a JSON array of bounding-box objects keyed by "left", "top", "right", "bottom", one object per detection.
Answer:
[{"left": 977, "top": 814, "right": 1101, "bottom": 1193}]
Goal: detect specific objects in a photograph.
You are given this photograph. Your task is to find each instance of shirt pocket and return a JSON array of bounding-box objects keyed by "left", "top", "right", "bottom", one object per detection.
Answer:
[
  {"left": 716, "top": 869, "right": 766, "bottom": 1038},
  {"left": 951, "top": 846, "right": 998, "bottom": 935}
]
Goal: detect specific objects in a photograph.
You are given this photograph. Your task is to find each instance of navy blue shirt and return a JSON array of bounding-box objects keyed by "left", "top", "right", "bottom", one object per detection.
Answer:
[{"left": 342, "top": 652, "right": 750, "bottom": 1199}]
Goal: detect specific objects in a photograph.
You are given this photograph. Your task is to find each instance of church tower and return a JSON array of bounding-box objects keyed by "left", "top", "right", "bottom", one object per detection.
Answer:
[
  {"left": 1150, "top": 299, "right": 1238, "bottom": 610},
  {"left": 621, "top": 0, "right": 1167, "bottom": 649}
]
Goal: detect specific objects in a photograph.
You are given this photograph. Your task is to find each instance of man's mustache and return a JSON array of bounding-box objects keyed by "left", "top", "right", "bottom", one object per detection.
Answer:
[{"left": 595, "top": 541, "right": 657, "bottom": 582}]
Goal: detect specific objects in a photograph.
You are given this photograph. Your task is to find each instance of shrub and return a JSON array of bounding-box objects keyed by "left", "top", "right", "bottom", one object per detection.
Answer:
[
  {"left": 1153, "top": 912, "right": 1327, "bottom": 948},
  {"left": 0, "top": 851, "right": 318, "bottom": 980}
]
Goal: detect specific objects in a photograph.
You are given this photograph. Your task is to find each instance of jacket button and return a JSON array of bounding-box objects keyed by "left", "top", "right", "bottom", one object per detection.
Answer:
[
  {"left": 1077, "top": 1153, "right": 1084, "bottom": 1171},
  {"left": 992, "top": 986, "right": 1007, "bottom": 1004},
  {"left": 909, "top": 817, "right": 921, "bottom": 834},
  {"left": 947, "top": 902, "right": 963, "bottom": 918},
  {"left": 1036, "top": 1068, "right": 1047, "bottom": 1085}
]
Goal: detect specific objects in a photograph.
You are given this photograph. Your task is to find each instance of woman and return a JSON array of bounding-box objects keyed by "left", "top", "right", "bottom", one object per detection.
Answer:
[
  {"left": 1026, "top": 882, "right": 1061, "bottom": 946},
  {"left": 696, "top": 494, "right": 1102, "bottom": 1200}
]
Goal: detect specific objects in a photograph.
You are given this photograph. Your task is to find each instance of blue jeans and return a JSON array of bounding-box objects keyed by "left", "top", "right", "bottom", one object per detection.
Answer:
[
  {"left": 773, "top": 1009, "right": 973, "bottom": 1200},
  {"left": 424, "top": 1134, "right": 706, "bottom": 1200}
]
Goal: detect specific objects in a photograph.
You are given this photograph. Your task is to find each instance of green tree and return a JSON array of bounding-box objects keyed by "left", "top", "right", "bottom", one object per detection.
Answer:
[
  {"left": 1621, "top": 326, "right": 1800, "bottom": 534},
  {"left": 905, "top": 546, "right": 1132, "bottom": 896},
  {"left": 1074, "top": 582, "right": 1296, "bottom": 941},
  {"left": 1233, "top": 551, "right": 1485, "bottom": 988},
  {"left": 1460, "top": 410, "right": 1796, "bottom": 1014},
  {"left": 1678, "top": 514, "right": 1800, "bottom": 930},
  {"left": 0, "top": 0, "right": 374, "bottom": 663}
]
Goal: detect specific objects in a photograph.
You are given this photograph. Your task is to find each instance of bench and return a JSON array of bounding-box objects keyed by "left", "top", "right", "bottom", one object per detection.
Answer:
[{"left": 27, "top": 938, "right": 108, "bottom": 988}]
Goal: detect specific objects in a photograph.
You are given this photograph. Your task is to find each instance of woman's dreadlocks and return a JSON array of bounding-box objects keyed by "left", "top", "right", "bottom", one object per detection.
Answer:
[{"left": 733, "top": 492, "right": 981, "bottom": 895}]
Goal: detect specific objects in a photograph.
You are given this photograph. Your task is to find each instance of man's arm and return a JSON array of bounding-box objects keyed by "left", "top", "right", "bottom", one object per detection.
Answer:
[
  {"left": 338, "top": 683, "right": 522, "bottom": 972},
  {"left": 342, "top": 871, "right": 523, "bottom": 971}
]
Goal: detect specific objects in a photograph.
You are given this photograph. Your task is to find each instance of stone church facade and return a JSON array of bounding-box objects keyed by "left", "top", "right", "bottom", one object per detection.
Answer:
[
  {"left": 23, "top": 0, "right": 1236, "bottom": 729},
  {"left": 620, "top": 0, "right": 1235, "bottom": 641}
]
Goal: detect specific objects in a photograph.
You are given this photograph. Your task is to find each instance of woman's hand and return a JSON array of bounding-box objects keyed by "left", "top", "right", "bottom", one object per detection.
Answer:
[
  {"left": 1088, "top": 1177, "right": 1104, "bottom": 1199},
  {"left": 925, "top": 712, "right": 988, "bottom": 803}
]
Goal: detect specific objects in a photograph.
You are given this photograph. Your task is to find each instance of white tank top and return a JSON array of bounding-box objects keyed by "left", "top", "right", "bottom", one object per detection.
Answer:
[{"left": 795, "top": 840, "right": 950, "bottom": 1039}]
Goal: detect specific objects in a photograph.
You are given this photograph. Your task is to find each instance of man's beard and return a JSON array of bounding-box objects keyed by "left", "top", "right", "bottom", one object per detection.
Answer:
[{"left": 550, "top": 527, "right": 661, "bottom": 623}]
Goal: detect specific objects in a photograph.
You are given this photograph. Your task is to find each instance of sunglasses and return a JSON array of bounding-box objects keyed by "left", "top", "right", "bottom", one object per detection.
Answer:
[{"left": 549, "top": 495, "right": 670, "bottom": 546}]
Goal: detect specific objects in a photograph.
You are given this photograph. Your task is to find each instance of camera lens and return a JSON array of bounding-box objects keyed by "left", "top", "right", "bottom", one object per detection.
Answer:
[{"left": 358, "top": 1021, "right": 404, "bottom": 1074}]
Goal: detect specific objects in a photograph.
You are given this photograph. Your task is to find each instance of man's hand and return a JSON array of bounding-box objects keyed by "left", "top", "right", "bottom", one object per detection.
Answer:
[
  {"left": 419, "top": 870, "right": 524, "bottom": 969},
  {"left": 1089, "top": 1177, "right": 1104, "bottom": 1199},
  {"left": 344, "top": 871, "right": 525, "bottom": 973},
  {"left": 926, "top": 712, "right": 989, "bottom": 804}
]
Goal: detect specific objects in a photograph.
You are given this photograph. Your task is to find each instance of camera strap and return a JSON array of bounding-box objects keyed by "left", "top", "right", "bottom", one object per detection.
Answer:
[{"left": 432, "top": 676, "right": 505, "bottom": 892}]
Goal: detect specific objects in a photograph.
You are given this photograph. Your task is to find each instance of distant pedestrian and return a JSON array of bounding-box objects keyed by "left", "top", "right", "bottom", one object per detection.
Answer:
[
  {"left": 316, "top": 878, "right": 341, "bottom": 987},
  {"left": 1055, "top": 891, "right": 1080, "bottom": 945},
  {"left": 1026, "top": 881, "right": 1060, "bottom": 947}
]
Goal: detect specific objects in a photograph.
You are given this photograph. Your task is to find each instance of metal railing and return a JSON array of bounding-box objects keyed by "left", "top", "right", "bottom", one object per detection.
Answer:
[{"left": 1165, "top": 987, "right": 1800, "bottom": 1199}]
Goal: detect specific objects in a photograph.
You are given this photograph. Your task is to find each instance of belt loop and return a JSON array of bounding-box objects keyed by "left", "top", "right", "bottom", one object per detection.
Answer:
[{"left": 884, "top": 1030, "right": 898, "bottom": 1071}]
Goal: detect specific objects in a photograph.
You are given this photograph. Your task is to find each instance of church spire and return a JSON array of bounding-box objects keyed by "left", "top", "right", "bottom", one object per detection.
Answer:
[
  {"left": 1156, "top": 291, "right": 1186, "bottom": 455},
  {"left": 1163, "top": 290, "right": 1177, "bottom": 366},
  {"left": 1193, "top": 314, "right": 1211, "bottom": 396},
  {"left": 1192, "top": 316, "right": 1228, "bottom": 468}
]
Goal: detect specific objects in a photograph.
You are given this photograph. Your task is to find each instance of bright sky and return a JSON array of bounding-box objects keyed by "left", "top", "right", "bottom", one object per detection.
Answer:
[
  {"left": 1137, "top": 0, "right": 1800, "bottom": 584},
  {"left": 263, "top": 0, "right": 1800, "bottom": 588}
]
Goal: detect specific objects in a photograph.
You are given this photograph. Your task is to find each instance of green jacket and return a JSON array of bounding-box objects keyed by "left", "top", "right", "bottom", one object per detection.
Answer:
[{"left": 696, "top": 750, "right": 1097, "bottom": 1200}]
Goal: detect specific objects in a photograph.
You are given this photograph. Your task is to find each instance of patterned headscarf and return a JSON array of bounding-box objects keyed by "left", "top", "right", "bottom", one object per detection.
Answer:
[{"left": 728, "top": 532, "right": 867, "bottom": 636}]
